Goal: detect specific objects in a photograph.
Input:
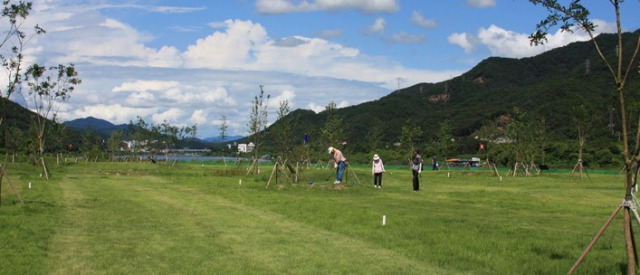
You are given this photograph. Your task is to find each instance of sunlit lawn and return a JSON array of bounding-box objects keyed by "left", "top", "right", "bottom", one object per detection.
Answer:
[{"left": 0, "top": 160, "right": 633, "bottom": 274}]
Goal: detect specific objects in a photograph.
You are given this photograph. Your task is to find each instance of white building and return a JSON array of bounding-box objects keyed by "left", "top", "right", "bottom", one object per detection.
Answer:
[{"left": 238, "top": 142, "right": 255, "bottom": 153}]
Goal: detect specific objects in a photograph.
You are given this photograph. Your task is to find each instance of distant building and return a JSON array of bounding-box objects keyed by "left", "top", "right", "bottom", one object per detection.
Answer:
[{"left": 238, "top": 142, "right": 255, "bottom": 153}]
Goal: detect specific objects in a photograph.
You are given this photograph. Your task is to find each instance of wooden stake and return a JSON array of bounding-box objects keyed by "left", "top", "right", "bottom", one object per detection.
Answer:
[{"left": 0, "top": 165, "right": 24, "bottom": 205}]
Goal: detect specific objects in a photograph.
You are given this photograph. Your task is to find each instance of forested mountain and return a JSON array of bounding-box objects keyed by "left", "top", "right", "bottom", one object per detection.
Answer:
[
  {"left": 64, "top": 116, "right": 128, "bottom": 135},
  {"left": 262, "top": 30, "right": 640, "bottom": 167}
]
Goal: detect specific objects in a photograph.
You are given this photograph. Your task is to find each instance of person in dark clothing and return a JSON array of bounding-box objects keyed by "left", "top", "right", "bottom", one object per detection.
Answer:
[
  {"left": 411, "top": 148, "right": 423, "bottom": 191},
  {"left": 432, "top": 155, "right": 438, "bottom": 170}
]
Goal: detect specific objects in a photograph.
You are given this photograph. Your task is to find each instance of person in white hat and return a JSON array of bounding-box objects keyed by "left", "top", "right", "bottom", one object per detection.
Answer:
[
  {"left": 371, "top": 154, "right": 385, "bottom": 188},
  {"left": 328, "top": 146, "right": 346, "bottom": 184}
]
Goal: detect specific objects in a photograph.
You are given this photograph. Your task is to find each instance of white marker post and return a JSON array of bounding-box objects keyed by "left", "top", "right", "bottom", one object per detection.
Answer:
[
  {"left": 239, "top": 179, "right": 242, "bottom": 185},
  {"left": 29, "top": 182, "right": 31, "bottom": 189},
  {"left": 382, "top": 215, "right": 386, "bottom": 226}
]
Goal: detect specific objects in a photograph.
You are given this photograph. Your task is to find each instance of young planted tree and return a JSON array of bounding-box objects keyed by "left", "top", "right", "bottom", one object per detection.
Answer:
[
  {"left": 400, "top": 119, "right": 423, "bottom": 167},
  {"left": 273, "top": 99, "right": 294, "bottom": 162},
  {"left": 365, "top": 117, "right": 384, "bottom": 152},
  {"left": 504, "top": 108, "right": 546, "bottom": 176},
  {"left": 23, "top": 63, "right": 81, "bottom": 179},
  {"left": 219, "top": 115, "right": 228, "bottom": 143},
  {"left": 572, "top": 103, "right": 594, "bottom": 179},
  {"left": 79, "top": 126, "right": 100, "bottom": 162},
  {"left": 0, "top": 0, "right": 44, "bottom": 205},
  {"left": 0, "top": 0, "right": 44, "bottom": 129},
  {"left": 320, "top": 101, "right": 345, "bottom": 148},
  {"left": 107, "top": 129, "right": 124, "bottom": 161},
  {"left": 128, "top": 116, "right": 149, "bottom": 160},
  {"left": 155, "top": 120, "right": 178, "bottom": 162},
  {"left": 247, "top": 86, "right": 268, "bottom": 173},
  {"left": 434, "top": 120, "right": 454, "bottom": 169},
  {"left": 179, "top": 124, "right": 197, "bottom": 143},
  {"left": 528, "top": 0, "right": 640, "bottom": 272},
  {"left": 318, "top": 101, "right": 346, "bottom": 165}
]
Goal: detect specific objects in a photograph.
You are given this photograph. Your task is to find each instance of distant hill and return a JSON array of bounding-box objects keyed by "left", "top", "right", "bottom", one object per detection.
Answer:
[
  {"left": 63, "top": 117, "right": 244, "bottom": 143},
  {"left": 204, "top": 135, "right": 244, "bottom": 143},
  {"left": 63, "top": 117, "right": 214, "bottom": 148},
  {"left": 63, "top": 116, "right": 128, "bottom": 137},
  {"left": 64, "top": 116, "right": 121, "bottom": 131}
]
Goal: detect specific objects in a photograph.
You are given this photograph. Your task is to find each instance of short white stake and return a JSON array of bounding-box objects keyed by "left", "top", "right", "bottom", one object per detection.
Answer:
[{"left": 382, "top": 215, "right": 386, "bottom": 226}]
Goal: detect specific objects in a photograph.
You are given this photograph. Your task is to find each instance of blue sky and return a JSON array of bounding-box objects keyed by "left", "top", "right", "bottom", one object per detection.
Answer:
[{"left": 8, "top": 0, "right": 640, "bottom": 138}]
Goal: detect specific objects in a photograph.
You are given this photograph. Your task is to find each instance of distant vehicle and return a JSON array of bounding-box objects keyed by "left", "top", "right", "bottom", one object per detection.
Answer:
[{"left": 446, "top": 157, "right": 480, "bottom": 168}]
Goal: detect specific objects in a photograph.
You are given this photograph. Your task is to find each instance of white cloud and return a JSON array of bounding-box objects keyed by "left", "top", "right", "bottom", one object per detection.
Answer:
[
  {"left": 410, "top": 11, "right": 437, "bottom": 29},
  {"left": 189, "top": 109, "right": 208, "bottom": 126},
  {"left": 67, "top": 104, "right": 159, "bottom": 124},
  {"left": 151, "top": 108, "right": 184, "bottom": 125},
  {"left": 113, "top": 80, "right": 180, "bottom": 92},
  {"left": 468, "top": 0, "right": 496, "bottom": 8},
  {"left": 202, "top": 87, "right": 237, "bottom": 106},
  {"left": 268, "top": 90, "right": 297, "bottom": 110},
  {"left": 126, "top": 91, "right": 156, "bottom": 107},
  {"left": 448, "top": 32, "right": 476, "bottom": 54},
  {"left": 307, "top": 102, "right": 326, "bottom": 114},
  {"left": 367, "top": 18, "right": 386, "bottom": 34},
  {"left": 450, "top": 23, "right": 607, "bottom": 59},
  {"left": 183, "top": 19, "right": 268, "bottom": 69},
  {"left": 477, "top": 24, "right": 594, "bottom": 58},
  {"left": 256, "top": 0, "right": 400, "bottom": 14}
]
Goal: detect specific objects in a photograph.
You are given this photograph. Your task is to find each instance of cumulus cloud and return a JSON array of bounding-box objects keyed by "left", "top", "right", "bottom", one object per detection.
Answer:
[
  {"left": 450, "top": 22, "right": 612, "bottom": 58},
  {"left": 267, "top": 90, "right": 297, "bottom": 109},
  {"left": 67, "top": 104, "right": 159, "bottom": 124},
  {"left": 448, "top": 32, "right": 476, "bottom": 54},
  {"left": 183, "top": 19, "right": 268, "bottom": 69},
  {"left": 477, "top": 24, "right": 593, "bottom": 58},
  {"left": 113, "top": 80, "right": 180, "bottom": 92},
  {"left": 410, "top": 11, "right": 437, "bottom": 29},
  {"left": 256, "top": 0, "right": 400, "bottom": 14},
  {"left": 307, "top": 103, "right": 326, "bottom": 114},
  {"left": 152, "top": 108, "right": 184, "bottom": 125},
  {"left": 189, "top": 109, "right": 209, "bottom": 126}
]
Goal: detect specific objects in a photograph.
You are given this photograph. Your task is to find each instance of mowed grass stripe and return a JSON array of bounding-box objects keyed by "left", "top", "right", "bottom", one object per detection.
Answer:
[{"left": 48, "top": 167, "right": 449, "bottom": 274}]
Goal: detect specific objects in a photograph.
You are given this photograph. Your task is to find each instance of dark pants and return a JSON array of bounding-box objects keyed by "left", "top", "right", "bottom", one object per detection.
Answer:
[
  {"left": 374, "top": 173, "right": 382, "bottom": 187},
  {"left": 412, "top": 170, "right": 420, "bottom": 191}
]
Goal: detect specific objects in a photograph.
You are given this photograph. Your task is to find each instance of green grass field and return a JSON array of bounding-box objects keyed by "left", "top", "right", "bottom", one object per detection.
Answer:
[{"left": 0, "top": 160, "right": 634, "bottom": 274}]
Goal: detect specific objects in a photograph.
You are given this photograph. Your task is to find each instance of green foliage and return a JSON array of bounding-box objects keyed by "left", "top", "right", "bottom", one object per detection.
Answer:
[
  {"left": 247, "top": 86, "right": 269, "bottom": 162},
  {"left": 320, "top": 101, "right": 345, "bottom": 147},
  {"left": 106, "top": 129, "right": 123, "bottom": 159}
]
